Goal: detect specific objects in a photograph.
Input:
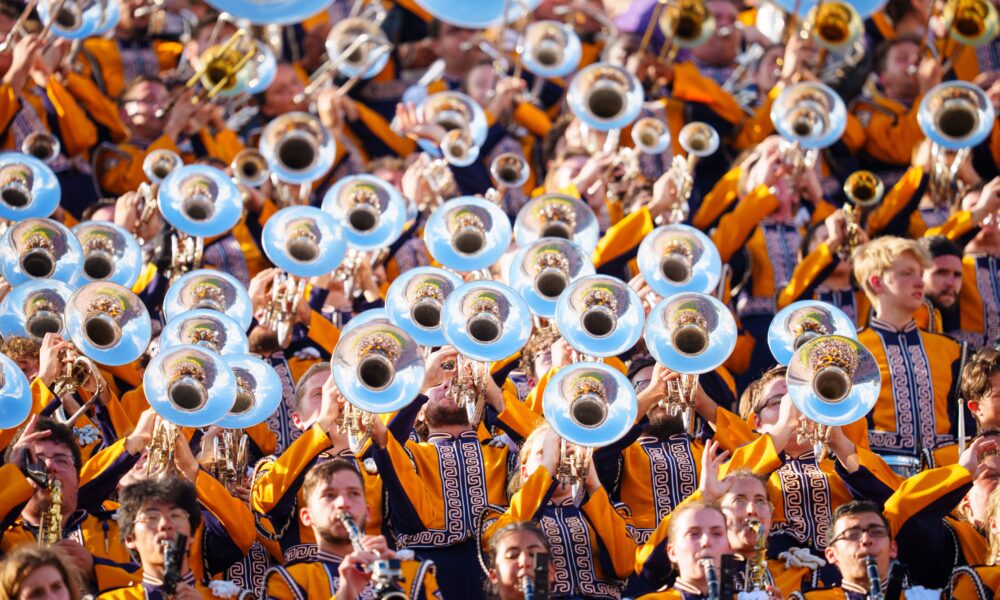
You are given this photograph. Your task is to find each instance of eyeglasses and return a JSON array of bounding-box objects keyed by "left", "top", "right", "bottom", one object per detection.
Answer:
[
  {"left": 830, "top": 525, "right": 890, "bottom": 544},
  {"left": 36, "top": 454, "right": 74, "bottom": 470},
  {"left": 633, "top": 379, "right": 651, "bottom": 392},
  {"left": 135, "top": 509, "right": 191, "bottom": 527}
]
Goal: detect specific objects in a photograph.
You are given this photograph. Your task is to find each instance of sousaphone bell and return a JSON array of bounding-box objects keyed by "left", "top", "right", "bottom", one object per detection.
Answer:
[
  {"left": 260, "top": 112, "right": 336, "bottom": 185},
  {"left": 638, "top": 225, "right": 722, "bottom": 298},
  {"left": 144, "top": 343, "right": 237, "bottom": 427},
  {"left": 521, "top": 20, "right": 582, "bottom": 79},
  {"left": 321, "top": 174, "right": 406, "bottom": 250},
  {"left": 202, "top": 0, "right": 334, "bottom": 25},
  {"left": 332, "top": 321, "right": 425, "bottom": 453},
  {"left": 0, "top": 153, "right": 60, "bottom": 221},
  {"left": 567, "top": 63, "right": 644, "bottom": 132},
  {"left": 72, "top": 222, "right": 143, "bottom": 287},
  {"left": 767, "top": 300, "right": 857, "bottom": 366},
  {"left": 514, "top": 194, "right": 600, "bottom": 255},
  {"left": 555, "top": 275, "right": 645, "bottom": 358},
  {"left": 424, "top": 196, "right": 512, "bottom": 273},
  {"left": 163, "top": 269, "right": 253, "bottom": 331},
  {"left": 0, "top": 353, "right": 31, "bottom": 429},
  {"left": 0, "top": 218, "right": 83, "bottom": 286},
  {"left": 0, "top": 279, "right": 75, "bottom": 340},
  {"left": 771, "top": 82, "right": 848, "bottom": 150},
  {"left": 160, "top": 309, "right": 250, "bottom": 356},
  {"left": 509, "top": 238, "right": 595, "bottom": 319},
  {"left": 385, "top": 266, "right": 463, "bottom": 347},
  {"left": 64, "top": 281, "right": 151, "bottom": 366}
]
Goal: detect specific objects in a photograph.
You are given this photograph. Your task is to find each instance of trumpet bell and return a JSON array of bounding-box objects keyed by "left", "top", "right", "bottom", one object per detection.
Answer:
[
  {"left": 164, "top": 269, "right": 253, "bottom": 331},
  {"left": 160, "top": 309, "right": 249, "bottom": 356},
  {"left": 326, "top": 18, "right": 392, "bottom": 80},
  {"left": 424, "top": 196, "right": 512, "bottom": 272},
  {"left": 646, "top": 292, "right": 737, "bottom": 374},
  {"left": 631, "top": 118, "right": 672, "bottom": 155},
  {"left": 440, "top": 129, "right": 480, "bottom": 167},
  {"left": 65, "top": 281, "right": 151, "bottom": 366},
  {"left": 0, "top": 279, "right": 75, "bottom": 340},
  {"left": 679, "top": 122, "right": 720, "bottom": 158},
  {"left": 385, "top": 267, "right": 463, "bottom": 347},
  {"left": 232, "top": 149, "right": 270, "bottom": 188},
  {"left": 555, "top": 275, "right": 645, "bottom": 357},
  {"left": 262, "top": 206, "right": 348, "bottom": 278},
  {"left": 770, "top": 0, "right": 887, "bottom": 18},
  {"left": 0, "top": 154, "right": 60, "bottom": 221},
  {"left": 843, "top": 170, "right": 884, "bottom": 207},
  {"left": 767, "top": 301, "right": 857, "bottom": 366},
  {"left": 0, "top": 354, "right": 31, "bottom": 429},
  {"left": 216, "top": 354, "right": 283, "bottom": 429},
  {"left": 786, "top": 334, "right": 880, "bottom": 426},
  {"left": 260, "top": 112, "right": 336, "bottom": 185},
  {"left": 321, "top": 174, "right": 407, "bottom": 251},
  {"left": 203, "top": 0, "right": 334, "bottom": 24},
  {"left": 0, "top": 218, "right": 83, "bottom": 286},
  {"left": 143, "top": 149, "right": 182, "bottom": 184},
  {"left": 441, "top": 280, "right": 532, "bottom": 362},
  {"left": 918, "top": 81, "right": 995, "bottom": 151},
  {"left": 944, "top": 0, "right": 999, "bottom": 46},
  {"left": 144, "top": 344, "right": 237, "bottom": 427},
  {"left": 159, "top": 165, "right": 243, "bottom": 238},
  {"left": 515, "top": 194, "right": 600, "bottom": 255},
  {"left": 491, "top": 153, "right": 530, "bottom": 189},
  {"left": 542, "top": 362, "right": 637, "bottom": 447},
  {"left": 522, "top": 21, "right": 582, "bottom": 79},
  {"left": 332, "top": 321, "right": 425, "bottom": 413},
  {"left": 638, "top": 225, "right": 722, "bottom": 298},
  {"left": 810, "top": 1, "right": 863, "bottom": 52},
  {"left": 659, "top": 0, "right": 717, "bottom": 48},
  {"left": 411, "top": 0, "right": 538, "bottom": 27},
  {"left": 567, "top": 63, "right": 644, "bottom": 131},
  {"left": 771, "top": 82, "right": 848, "bottom": 149},
  {"left": 72, "top": 222, "right": 143, "bottom": 288},
  {"left": 509, "top": 238, "right": 595, "bottom": 318},
  {"left": 21, "top": 132, "right": 61, "bottom": 164}
]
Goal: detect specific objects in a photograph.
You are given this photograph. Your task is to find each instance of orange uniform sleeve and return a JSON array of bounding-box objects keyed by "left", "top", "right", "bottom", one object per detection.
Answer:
[
  {"left": 0, "top": 84, "right": 20, "bottom": 135},
  {"left": 855, "top": 97, "right": 924, "bottom": 166},
  {"left": 692, "top": 166, "right": 742, "bottom": 231},
  {"left": 194, "top": 469, "right": 256, "bottom": 554},
  {"left": 497, "top": 389, "right": 544, "bottom": 440},
  {"left": 865, "top": 166, "right": 925, "bottom": 237},
  {"left": 62, "top": 72, "right": 129, "bottom": 143},
  {"left": 580, "top": 487, "right": 638, "bottom": 578},
  {"left": 671, "top": 63, "right": 745, "bottom": 126},
  {"left": 250, "top": 425, "right": 332, "bottom": 515},
  {"left": 883, "top": 464, "right": 973, "bottom": 534},
  {"left": 777, "top": 242, "right": 836, "bottom": 309},
  {"left": 306, "top": 310, "right": 341, "bottom": 355},
  {"left": 712, "top": 185, "right": 781, "bottom": 262},
  {"left": 44, "top": 75, "right": 98, "bottom": 157},
  {"left": 592, "top": 207, "right": 654, "bottom": 268}
]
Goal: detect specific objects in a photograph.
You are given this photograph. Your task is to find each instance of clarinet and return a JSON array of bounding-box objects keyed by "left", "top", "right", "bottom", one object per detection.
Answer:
[
  {"left": 522, "top": 573, "right": 535, "bottom": 600},
  {"left": 337, "top": 512, "right": 366, "bottom": 554},
  {"left": 161, "top": 533, "right": 188, "bottom": 598},
  {"left": 865, "top": 555, "right": 884, "bottom": 600},
  {"left": 701, "top": 558, "right": 720, "bottom": 600}
]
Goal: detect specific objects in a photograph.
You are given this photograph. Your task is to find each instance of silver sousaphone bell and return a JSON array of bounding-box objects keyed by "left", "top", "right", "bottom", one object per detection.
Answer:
[
  {"left": 424, "top": 196, "right": 512, "bottom": 273},
  {"left": 385, "top": 266, "right": 464, "bottom": 348},
  {"left": 144, "top": 343, "right": 237, "bottom": 427},
  {"left": 72, "top": 222, "right": 143, "bottom": 288},
  {"left": 163, "top": 269, "right": 253, "bottom": 331},
  {"left": 0, "top": 279, "right": 75, "bottom": 340},
  {"left": 64, "top": 281, "right": 152, "bottom": 366},
  {"left": 321, "top": 174, "right": 407, "bottom": 251},
  {"left": 509, "top": 238, "right": 595, "bottom": 319},
  {"left": 514, "top": 194, "right": 600, "bottom": 255},
  {"left": 0, "top": 153, "right": 61, "bottom": 221},
  {"left": 0, "top": 218, "right": 83, "bottom": 286},
  {"left": 767, "top": 300, "right": 857, "bottom": 366},
  {"left": 160, "top": 309, "right": 249, "bottom": 356},
  {"left": 637, "top": 224, "right": 722, "bottom": 298},
  {"left": 555, "top": 275, "right": 645, "bottom": 358}
]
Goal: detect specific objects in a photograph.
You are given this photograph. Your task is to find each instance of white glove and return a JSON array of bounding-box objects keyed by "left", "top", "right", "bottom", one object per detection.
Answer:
[
  {"left": 778, "top": 547, "right": 827, "bottom": 570},
  {"left": 209, "top": 580, "right": 241, "bottom": 598}
]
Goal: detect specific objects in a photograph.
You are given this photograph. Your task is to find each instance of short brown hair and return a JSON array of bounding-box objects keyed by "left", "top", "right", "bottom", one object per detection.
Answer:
[
  {"left": 828, "top": 500, "right": 891, "bottom": 545},
  {"left": 739, "top": 366, "right": 787, "bottom": 421},
  {"left": 301, "top": 459, "right": 364, "bottom": 505},
  {"left": 963, "top": 349, "right": 1000, "bottom": 419},
  {"left": 0, "top": 544, "right": 81, "bottom": 600},
  {"left": 852, "top": 236, "right": 931, "bottom": 305}
]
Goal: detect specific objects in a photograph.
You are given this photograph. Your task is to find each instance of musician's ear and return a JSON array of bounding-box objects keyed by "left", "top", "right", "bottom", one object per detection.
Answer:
[
  {"left": 868, "top": 275, "right": 883, "bottom": 295},
  {"left": 824, "top": 546, "right": 838, "bottom": 566},
  {"left": 300, "top": 506, "right": 313, "bottom": 528},
  {"left": 889, "top": 539, "right": 898, "bottom": 559}
]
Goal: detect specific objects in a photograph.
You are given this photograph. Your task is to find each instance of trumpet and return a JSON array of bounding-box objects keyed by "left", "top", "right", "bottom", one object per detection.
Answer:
[
  {"left": 332, "top": 321, "right": 425, "bottom": 453},
  {"left": 646, "top": 292, "right": 737, "bottom": 432},
  {"left": 657, "top": 0, "right": 716, "bottom": 60},
  {"left": 0, "top": 153, "right": 61, "bottom": 221},
  {"left": 231, "top": 149, "right": 269, "bottom": 188},
  {"left": 631, "top": 117, "right": 671, "bottom": 155},
  {"left": 143, "top": 149, "right": 182, "bottom": 184},
  {"left": 21, "top": 132, "right": 61, "bottom": 165},
  {"left": 50, "top": 344, "right": 104, "bottom": 405},
  {"left": 156, "top": 28, "right": 258, "bottom": 119},
  {"left": 486, "top": 153, "right": 529, "bottom": 205},
  {"left": 543, "top": 362, "right": 638, "bottom": 503},
  {"left": 918, "top": 81, "right": 995, "bottom": 207},
  {"left": 785, "top": 335, "right": 880, "bottom": 460},
  {"left": 841, "top": 170, "right": 884, "bottom": 259},
  {"left": 663, "top": 122, "right": 720, "bottom": 223},
  {"left": 260, "top": 112, "right": 336, "bottom": 190}
]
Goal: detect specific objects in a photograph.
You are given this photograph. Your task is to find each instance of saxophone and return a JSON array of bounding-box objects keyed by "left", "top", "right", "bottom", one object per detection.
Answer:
[
  {"left": 37, "top": 479, "right": 63, "bottom": 545},
  {"left": 744, "top": 518, "right": 768, "bottom": 591}
]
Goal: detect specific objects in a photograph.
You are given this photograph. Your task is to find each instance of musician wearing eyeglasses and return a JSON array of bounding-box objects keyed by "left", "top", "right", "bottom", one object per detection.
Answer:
[
  {"left": 481, "top": 423, "right": 637, "bottom": 600},
  {"left": 262, "top": 459, "right": 439, "bottom": 600},
  {"left": 0, "top": 416, "right": 137, "bottom": 595},
  {"left": 853, "top": 236, "right": 973, "bottom": 471},
  {"left": 100, "top": 477, "right": 213, "bottom": 600},
  {"left": 789, "top": 501, "right": 897, "bottom": 600}
]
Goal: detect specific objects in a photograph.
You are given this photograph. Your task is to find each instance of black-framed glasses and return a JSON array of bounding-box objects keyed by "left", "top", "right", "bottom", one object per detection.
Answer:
[{"left": 829, "top": 524, "right": 890, "bottom": 544}]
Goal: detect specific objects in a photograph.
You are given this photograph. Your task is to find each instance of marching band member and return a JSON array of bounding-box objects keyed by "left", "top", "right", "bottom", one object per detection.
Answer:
[
  {"left": 481, "top": 423, "right": 638, "bottom": 600},
  {"left": 262, "top": 459, "right": 439, "bottom": 600},
  {"left": 483, "top": 522, "right": 551, "bottom": 600},
  {"left": 99, "top": 478, "right": 215, "bottom": 599},
  {"left": 0, "top": 543, "right": 81, "bottom": 600},
  {"left": 963, "top": 349, "right": 1000, "bottom": 432},
  {"left": 947, "top": 484, "right": 1000, "bottom": 598},
  {"left": 853, "top": 236, "right": 972, "bottom": 468},
  {"left": 921, "top": 236, "right": 965, "bottom": 336}
]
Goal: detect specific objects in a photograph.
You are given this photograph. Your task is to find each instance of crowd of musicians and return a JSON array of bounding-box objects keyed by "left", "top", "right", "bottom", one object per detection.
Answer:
[{"left": 3, "top": 0, "right": 1000, "bottom": 598}]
